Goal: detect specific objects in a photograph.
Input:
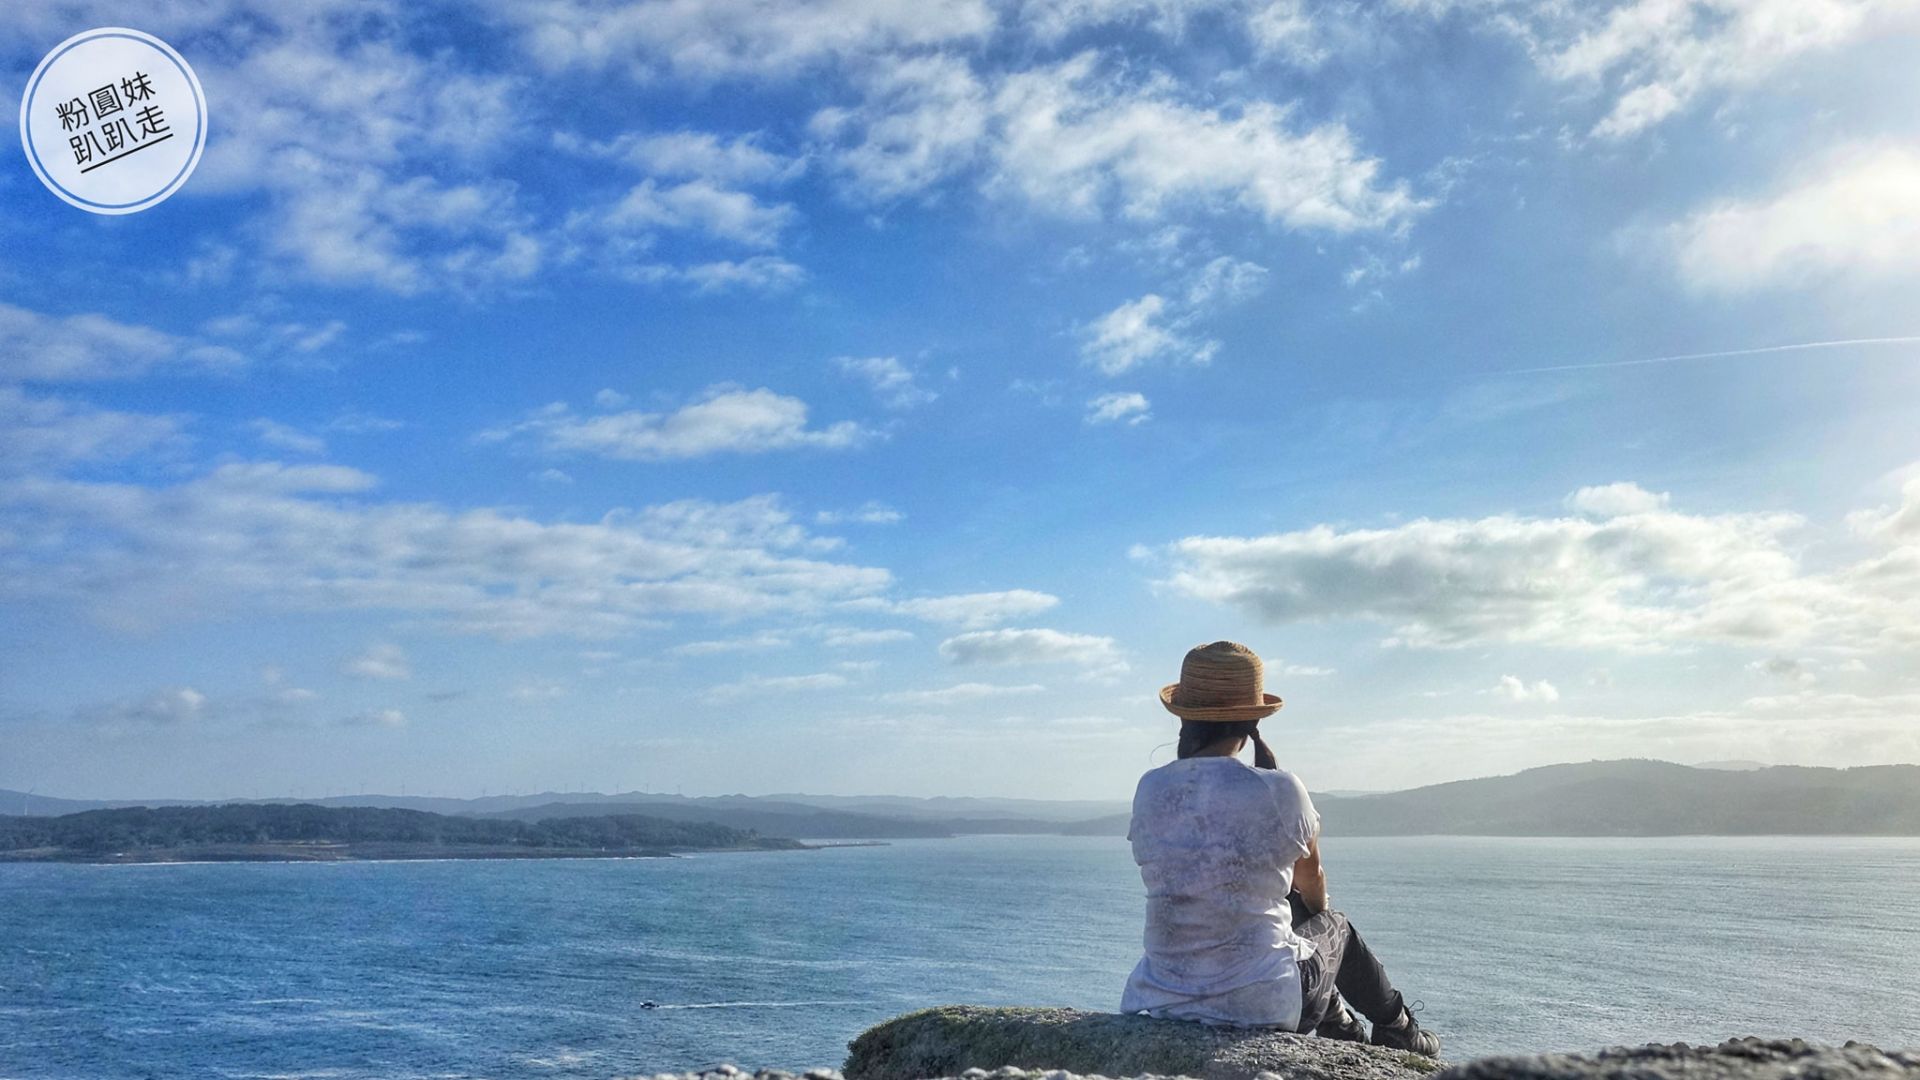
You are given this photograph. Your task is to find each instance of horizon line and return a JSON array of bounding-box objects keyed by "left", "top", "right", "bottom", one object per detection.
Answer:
[{"left": 10, "top": 756, "right": 1918, "bottom": 808}]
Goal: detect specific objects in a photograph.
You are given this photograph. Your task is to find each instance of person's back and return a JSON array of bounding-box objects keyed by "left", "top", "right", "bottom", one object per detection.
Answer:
[
  {"left": 1122, "top": 754, "right": 1320, "bottom": 1027},
  {"left": 1121, "top": 641, "right": 1441, "bottom": 1056}
]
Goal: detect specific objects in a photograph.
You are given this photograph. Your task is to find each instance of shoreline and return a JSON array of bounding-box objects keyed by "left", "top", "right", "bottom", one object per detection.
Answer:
[{"left": 0, "top": 838, "right": 841, "bottom": 865}]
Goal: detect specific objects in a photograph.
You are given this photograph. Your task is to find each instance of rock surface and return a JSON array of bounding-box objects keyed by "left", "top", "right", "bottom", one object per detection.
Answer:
[
  {"left": 1430, "top": 1038, "right": 1920, "bottom": 1080},
  {"left": 615, "top": 1018, "right": 1920, "bottom": 1080},
  {"left": 841, "top": 1006, "right": 1441, "bottom": 1080}
]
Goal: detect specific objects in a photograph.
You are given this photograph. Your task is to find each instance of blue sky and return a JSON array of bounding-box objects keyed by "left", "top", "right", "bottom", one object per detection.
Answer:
[{"left": 4, "top": 0, "right": 1919, "bottom": 801}]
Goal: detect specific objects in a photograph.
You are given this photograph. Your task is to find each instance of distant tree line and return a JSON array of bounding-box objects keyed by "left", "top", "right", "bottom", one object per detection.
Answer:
[{"left": 0, "top": 804, "right": 794, "bottom": 853}]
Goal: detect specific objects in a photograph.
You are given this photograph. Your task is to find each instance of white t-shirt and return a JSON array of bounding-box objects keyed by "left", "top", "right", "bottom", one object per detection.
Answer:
[{"left": 1119, "top": 755, "right": 1321, "bottom": 1029}]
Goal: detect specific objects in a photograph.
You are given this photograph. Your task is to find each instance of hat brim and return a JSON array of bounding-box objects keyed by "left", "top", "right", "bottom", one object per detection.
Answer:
[{"left": 1160, "top": 683, "right": 1284, "bottom": 722}]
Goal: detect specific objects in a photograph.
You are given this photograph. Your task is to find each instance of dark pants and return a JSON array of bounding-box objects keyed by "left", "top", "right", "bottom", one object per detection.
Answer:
[{"left": 1288, "top": 891, "right": 1408, "bottom": 1034}]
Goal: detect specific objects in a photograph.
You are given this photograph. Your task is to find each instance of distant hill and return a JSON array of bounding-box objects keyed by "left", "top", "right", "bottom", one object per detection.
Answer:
[
  {"left": 1315, "top": 760, "right": 1920, "bottom": 836},
  {"left": 488, "top": 800, "right": 959, "bottom": 839},
  {"left": 751, "top": 793, "right": 1131, "bottom": 823},
  {"left": 0, "top": 804, "right": 801, "bottom": 862},
  {"left": 9, "top": 760, "right": 1919, "bottom": 839},
  {"left": 0, "top": 790, "right": 201, "bottom": 816},
  {"left": 0, "top": 787, "right": 1130, "bottom": 824},
  {"left": 486, "top": 800, "right": 1120, "bottom": 839}
]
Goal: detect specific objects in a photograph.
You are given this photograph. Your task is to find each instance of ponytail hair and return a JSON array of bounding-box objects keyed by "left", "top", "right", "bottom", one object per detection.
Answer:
[{"left": 1177, "top": 719, "right": 1277, "bottom": 770}]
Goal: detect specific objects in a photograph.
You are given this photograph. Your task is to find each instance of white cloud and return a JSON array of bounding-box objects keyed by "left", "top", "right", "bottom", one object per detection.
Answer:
[
  {"left": 479, "top": 387, "right": 873, "bottom": 461},
  {"left": 1566, "top": 481, "right": 1670, "bottom": 517},
  {"left": 1157, "top": 470, "right": 1920, "bottom": 652},
  {"left": 835, "top": 356, "right": 939, "bottom": 409},
  {"left": 1849, "top": 470, "right": 1920, "bottom": 543},
  {"left": 345, "top": 643, "right": 412, "bottom": 681},
  {"left": 939, "top": 627, "right": 1127, "bottom": 671},
  {"left": 817, "top": 627, "right": 918, "bottom": 648},
  {"left": 816, "top": 502, "right": 905, "bottom": 525},
  {"left": 1542, "top": 0, "right": 1895, "bottom": 140},
  {"left": 987, "top": 54, "right": 1422, "bottom": 229},
  {"left": 276, "top": 320, "right": 348, "bottom": 354},
  {"left": 0, "top": 302, "right": 246, "bottom": 382},
  {"left": 1490, "top": 675, "right": 1561, "bottom": 703},
  {"left": 818, "top": 52, "right": 1422, "bottom": 234},
  {"left": 1081, "top": 295, "right": 1217, "bottom": 375},
  {"left": 706, "top": 671, "right": 851, "bottom": 700},
  {"left": 1081, "top": 257, "right": 1269, "bottom": 375},
  {"left": 1663, "top": 143, "right": 1920, "bottom": 293},
  {"left": 1185, "top": 256, "right": 1270, "bottom": 306},
  {"left": 556, "top": 129, "right": 803, "bottom": 185},
  {"left": 0, "top": 388, "right": 188, "bottom": 472},
  {"left": 498, "top": 0, "right": 995, "bottom": 82},
  {"left": 1247, "top": 0, "right": 1332, "bottom": 65},
  {"left": 1342, "top": 248, "right": 1422, "bottom": 294},
  {"left": 69, "top": 686, "right": 208, "bottom": 727},
  {"left": 809, "top": 53, "right": 990, "bottom": 199},
  {"left": 183, "top": 15, "right": 538, "bottom": 294},
  {"left": 325, "top": 413, "right": 407, "bottom": 434},
  {"left": 675, "top": 256, "right": 809, "bottom": 293},
  {"left": 341, "top": 707, "right": 407, "bottom": 728},
  {"left": 672, "top": 632, "right": 793, "bottom": 655},
  {"left": 1019, "top": 0, "right": 1210, "bottom": 41},
  {"left": 549, "top": 152, "right": 800, "bottom": 292},
  {"left": 853, "top": 589, "right": 1061, "bottom": 628},
  {"left": 586, "top": 178, "right": 796, "bottom": 248},
  {"left": 1086, "top": 391, "right": 1152, "bottom": 426},
  {"left": 878, "top": 681, "right": 1046, "bottom": 706},
  {"left": 0, "top": 468, "right": 892, "bottom": 639},
  {"left": 1016, "top": 0, "right": 1335, "bottom": 63},
  {"left": 249, "top": 419, "right": 327, "bottom": 456}
]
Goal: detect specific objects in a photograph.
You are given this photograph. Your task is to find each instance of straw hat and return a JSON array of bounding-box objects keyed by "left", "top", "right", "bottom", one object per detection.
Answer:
[{"left": 1159, "top": 641, "right": 1285, "bottom": 723}]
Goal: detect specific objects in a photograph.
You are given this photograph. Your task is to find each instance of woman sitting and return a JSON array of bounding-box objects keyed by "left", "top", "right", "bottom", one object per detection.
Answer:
[{"left": 1120, "top": 641, "right": 1440, "bottom": 1056}]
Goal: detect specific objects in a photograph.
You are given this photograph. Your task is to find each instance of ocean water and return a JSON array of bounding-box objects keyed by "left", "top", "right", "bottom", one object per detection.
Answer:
[{"left": 2, "top": 835, "right": 1918, "bottom": 1080}]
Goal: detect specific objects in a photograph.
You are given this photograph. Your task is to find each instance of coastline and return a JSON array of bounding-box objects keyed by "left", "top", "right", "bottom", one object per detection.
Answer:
[{"left": 0, "top": 838, "right": 828, "bottom": 865}]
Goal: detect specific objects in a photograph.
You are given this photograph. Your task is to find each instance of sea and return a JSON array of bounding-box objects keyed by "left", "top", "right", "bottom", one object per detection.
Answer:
[{"left": 3, "top": 835, "right": 1918, "bottom": 1080}]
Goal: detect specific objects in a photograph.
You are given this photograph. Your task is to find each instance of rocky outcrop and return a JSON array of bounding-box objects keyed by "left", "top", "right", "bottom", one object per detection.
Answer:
[
  {"left": 1430, "top": 1038, "right": 1919, "bottom": 1080},
  {"left": 613, "top": 1017, "right": 1920, "bottom": 1080},
  {"left": 837, "top": 1008, "right": 1919, "bottom": 1080},
  {"left": 841, "top": 1006, "right": 1441, "bottom": 1080}
]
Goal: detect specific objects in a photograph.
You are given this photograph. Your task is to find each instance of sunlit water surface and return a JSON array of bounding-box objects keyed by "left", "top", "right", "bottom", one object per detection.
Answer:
[{"left": 3, "top": 835, "right": 1917, "bottom": 1079}]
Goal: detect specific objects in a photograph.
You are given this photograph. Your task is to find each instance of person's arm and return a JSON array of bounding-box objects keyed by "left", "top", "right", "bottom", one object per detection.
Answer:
[{"left": 1291, "top": 836, "right": 1329, "bottom": 914}]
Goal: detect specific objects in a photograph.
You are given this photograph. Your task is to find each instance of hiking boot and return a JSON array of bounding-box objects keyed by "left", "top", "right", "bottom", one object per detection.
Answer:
[
  {"left": 1369, "top": 1006, "right": 1440, "bottom": 1057},
  {"left": 1314, "top": 1001, "right": 1366, "bottom": 1043}
]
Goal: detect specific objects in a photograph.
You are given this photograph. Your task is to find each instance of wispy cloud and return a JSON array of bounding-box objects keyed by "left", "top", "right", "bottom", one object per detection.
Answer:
[
  {"left": 1086, "top": 391, "right": 1151, "bottom": 426},
  {"left": 478, "top": 387, "right": 874, "bottom": 461},
  {"left": 817, "top": 51, "right": 1422, "bottom": 233},
  {"left": 848, "top": 589, "right": 1060, "bottom": 628},
  {"left": 877, "top": 682, "right": 1045, "bottom": 706},
  {"left": 706, "top": 671, "right": 852, "bottom": 701},
  {"left": 1, "top": 470, "right": 892, "bottom": 639},
  {"left": 1500, "top": 336, "right": 1920, "bottom": 376},
  {"left": 939, "top": 627, "right": 1127, "bottom": 673},
  {"left": 1489, "top": 675, "right": 1561, "bottom": 703},
  {"left": 834, "top": 356, "right": 939, "bottom": 409},
  {"left": 344, "top": 643, "right": 411, "bottom": 681},
  {"left": 0, "top": 302, "right": 245, "bottom": 382},
  {"left": 248, "top": 419, "right": 326, "bottom": 455}
]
